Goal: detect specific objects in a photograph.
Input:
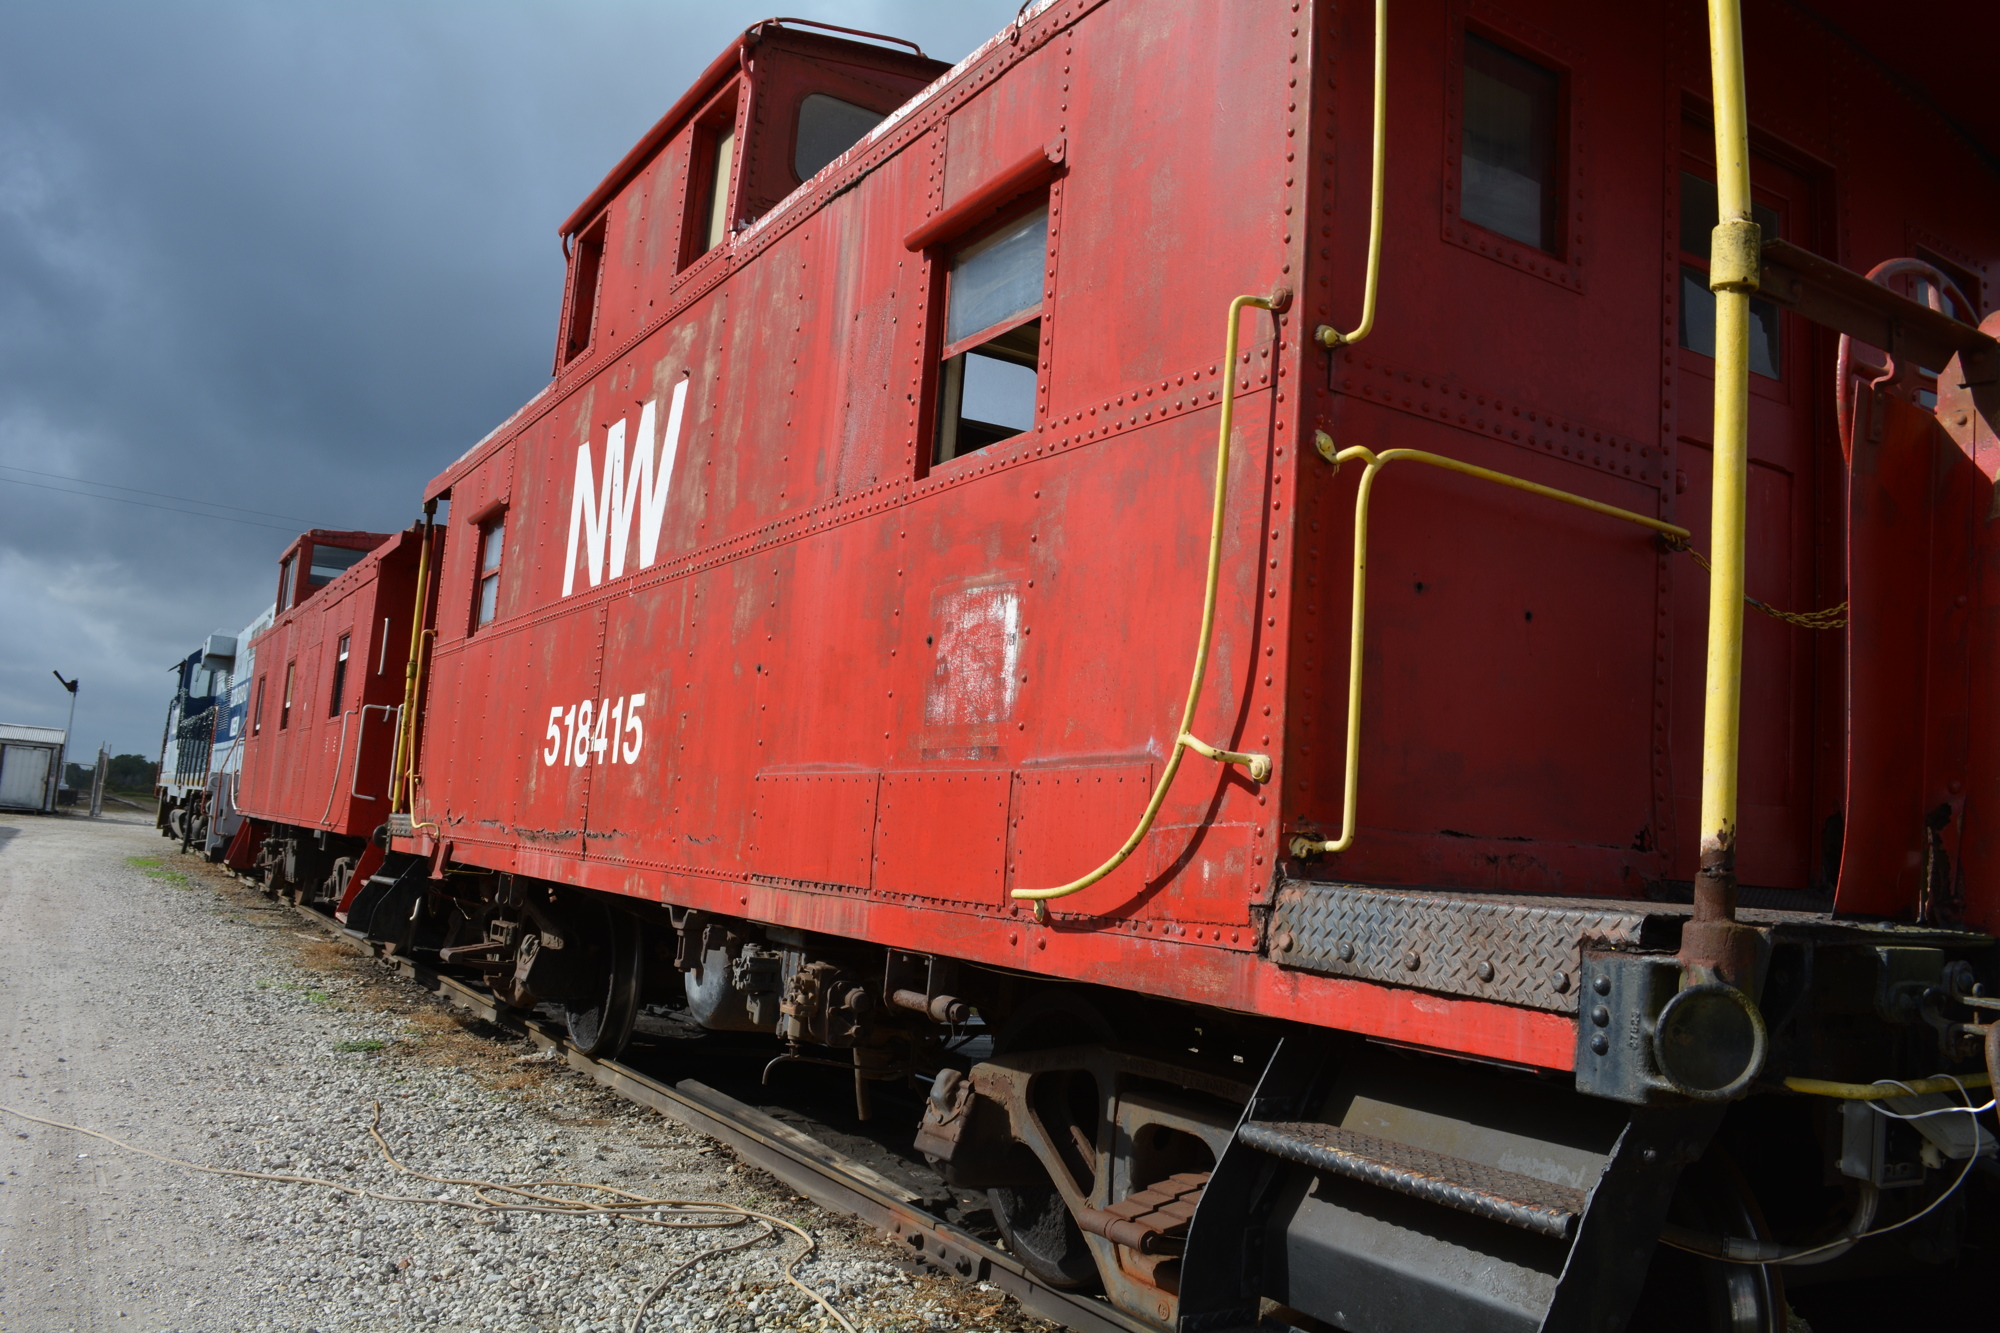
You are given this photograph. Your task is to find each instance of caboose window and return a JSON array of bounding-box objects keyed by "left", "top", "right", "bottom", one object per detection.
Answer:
[
  {"left": 328, "top": 634, "right": 350, "bottom": 718},
  {"left": 308, "top": 544, "right": 366, "bottom": 587},
  {"left": 703, "top": 126, "right": 736, "bottom": 254},
  {"left": 252, "top": 675, "right": 266, "bottom": 736},
  {"left": 277, "top": 555, "right": 296, "bottom": 612},
  {"left": 280, "top": 661, "right": 295, "bottom": 730},
  {"left": 1460, "top": 33, "right": 1560, "bottom": 254},
  {"left": 934, "top": 205, "right": 1048, "bottom": 464},
  {"left": 562, "top": 215, "right": 607, "bottom": 365},
  {"left": 475, "top": 517, "right": 505, "bottom": 629},
  {"left": 794, "top": 94, "right": 884, "bottom": 182},
  {"left": 1678, "top": 171, "right": 1782, "bottom": 379}
]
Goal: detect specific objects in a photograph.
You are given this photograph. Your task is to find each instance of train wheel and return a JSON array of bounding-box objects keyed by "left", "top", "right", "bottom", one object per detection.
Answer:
[
  {"left": 563, "top": 903, "right": 641, "bottom": 1059},
  {"left": 989, "top": 1151, "right": 1102, "bottom": 1290},
  {"left": 1631, "top": 1152, "right": 1785, "bottom": 1333},
  {"left": 987, "top": 991, "right": 1116, "bottom": 1292}
]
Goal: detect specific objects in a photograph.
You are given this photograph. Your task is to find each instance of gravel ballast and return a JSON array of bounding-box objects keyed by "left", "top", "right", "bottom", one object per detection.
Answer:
[{"left": 0, "top": 811, "right": 1052, "bottom": 1333}]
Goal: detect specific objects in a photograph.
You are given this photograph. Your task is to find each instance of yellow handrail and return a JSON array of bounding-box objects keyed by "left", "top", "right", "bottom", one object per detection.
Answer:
[
  {"left": 392, "top": 504, "right": 437, "bottom": 821},
  {"left": 1290, "top": 441, "right": 1689, "bottom": 859},
  {"left": 1316, "top": 0, "right": 1387, "bottom": 351},
  {"left": 1012, "top": 294, "right": 1281, "bottom": 918},
  {"left": 1680, "top": 0, "right": 1762, "bottom": 983},
  {"left": 1784, "top": 1073, "right": 1992, "bottom": 1101}
]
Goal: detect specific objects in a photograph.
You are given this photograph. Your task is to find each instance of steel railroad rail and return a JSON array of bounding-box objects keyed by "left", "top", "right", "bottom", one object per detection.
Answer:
[{"left": 258, "top": 872, "right": 1150, "bottom": 1333}]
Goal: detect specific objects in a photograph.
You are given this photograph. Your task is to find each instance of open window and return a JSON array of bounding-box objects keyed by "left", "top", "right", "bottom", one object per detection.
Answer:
[
  {"left": 562, "top": 214, "right": 608, "bottom": 366},
  {"left": 474, "top": 515, "right": 505, "bottom": 630},
  {"left": 794, "top": 93, "right": 884, "bottom": 182},
  {"left": 328, "top": 634, "right": 350, "bottom": 717},
  {"left": 1459, "top": 31, "right": 1563, "bottom": 255},
  {"left": 932, "top": 204, "right": 1049, "bottom": 465},
  {"left": 280, "top": 661, "right": 296, "bottom": 731}
]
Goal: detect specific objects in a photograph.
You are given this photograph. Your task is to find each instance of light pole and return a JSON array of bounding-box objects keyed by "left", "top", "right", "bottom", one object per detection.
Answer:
[{"left": 52, "top": 671, "right": 78, "bottom": 806}]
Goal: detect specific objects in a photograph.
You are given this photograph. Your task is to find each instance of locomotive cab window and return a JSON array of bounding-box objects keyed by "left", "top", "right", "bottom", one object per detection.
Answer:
[
  {"left": 328, "top": 634, "right": 350, "bottom": 717},
  {"left": 474, "top": 516, "right": 505, "bottom": 629},
  {"left": 933, "top": 204, "right": 1048, "bottom": 465},
  {"left": 1460, "top": 32, "right": 1562, "bottom": 254},
  {"left": 794, "top": 94, "right": 884, "bottom": 182},
  {"left": 1678, "top": 171, "right": 1782, "bottom": 378}
]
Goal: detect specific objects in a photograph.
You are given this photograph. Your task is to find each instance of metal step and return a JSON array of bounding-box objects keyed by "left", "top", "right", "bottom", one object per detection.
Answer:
[{"left": 1238, "top": 1120, "right": 1586, "bottom": 1238}]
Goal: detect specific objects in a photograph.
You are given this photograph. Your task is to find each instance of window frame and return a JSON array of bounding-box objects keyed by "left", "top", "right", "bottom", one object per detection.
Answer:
[
  {"left": 917, "top": 194, "right": 1056, "bottom": 475},
  {"left": 253, "top": 674, "right": 266, "bottom": 736},
  {"left": 1441, "top": 7, "right": 1584, "bottom": 291},
  {"left": 277, "top": 554, "right": 296, "bottom": 613},
  {"left": 559, "top": 212, "right": 609, "bottom": 368},
  {"left": 679, "top": 86, "right": 744, "bottom": 273},
  {"left": 472, "top": 511, "right": 507, "bottom": 632},
  {"left": 328, "top": 633, "right": 350, "bottom": 718},
  {"left": 280, "top": 661, "right": 296, "bottom": 731}
]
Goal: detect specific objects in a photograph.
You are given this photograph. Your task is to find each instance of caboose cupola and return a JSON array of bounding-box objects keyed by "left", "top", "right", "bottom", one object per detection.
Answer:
[{"left": 550, "top": 19, "right": 947, "bottom": 376}]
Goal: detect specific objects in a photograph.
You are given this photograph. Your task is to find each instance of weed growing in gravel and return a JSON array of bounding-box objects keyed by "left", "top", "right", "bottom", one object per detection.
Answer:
[
  {"left": 125, "top": 856, "right": 160, "bottom": 867},
  {"left": 336, "top": 1039, "right": 386, "bottom": 1053}
]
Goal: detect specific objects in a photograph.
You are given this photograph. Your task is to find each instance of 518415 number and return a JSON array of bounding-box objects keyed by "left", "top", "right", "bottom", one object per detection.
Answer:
[{"left": 543, "top": 693, "right": 645, "bottom": 767}]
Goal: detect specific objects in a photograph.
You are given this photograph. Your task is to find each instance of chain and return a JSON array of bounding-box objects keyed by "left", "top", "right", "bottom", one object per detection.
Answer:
[{"left": 1668, "top": 539, "right": 1849, "bottom": 630}]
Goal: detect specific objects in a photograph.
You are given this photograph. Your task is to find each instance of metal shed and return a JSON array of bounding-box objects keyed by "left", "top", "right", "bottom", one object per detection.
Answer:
[{"left": 0, "top": 724, "right": 66, "bottom": 814}]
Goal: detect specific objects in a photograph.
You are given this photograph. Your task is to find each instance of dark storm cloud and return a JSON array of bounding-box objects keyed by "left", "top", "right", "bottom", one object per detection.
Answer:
[{"left": 0, "top": 0, "right": 1020, "bottom": 756}]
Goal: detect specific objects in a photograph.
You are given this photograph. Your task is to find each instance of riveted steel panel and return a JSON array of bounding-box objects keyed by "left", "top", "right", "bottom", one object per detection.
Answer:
[
  {"left": 751, "top": 770, "right": 880, "bottom": 891},
  {"left": 1269, "top": 883, "right": 1649, "bottom": 1015},
  {"left": 1006, "top": 763, "right": 1151, "bottom": 901},
  {"left": 875, "top": 769, "right": 1012, "bottom": 903}
]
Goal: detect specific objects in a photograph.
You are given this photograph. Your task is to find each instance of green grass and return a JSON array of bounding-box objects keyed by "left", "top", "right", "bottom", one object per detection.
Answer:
[
  {"left": 334, "top": 1039, "right": 385, "bottom": 1053},
  {"left": 125, "top": 856, "right": 161, "bottom": 867}
]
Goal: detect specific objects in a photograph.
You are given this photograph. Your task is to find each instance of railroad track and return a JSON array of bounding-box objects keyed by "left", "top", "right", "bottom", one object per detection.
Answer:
[{"left": 256, "top": 873, "right": 1149, "bottom": 1333}]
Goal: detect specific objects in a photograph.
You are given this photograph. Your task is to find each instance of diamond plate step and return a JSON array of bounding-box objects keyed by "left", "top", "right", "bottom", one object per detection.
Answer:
[
  {"left": 1239, "top": 1121, "right": 1586, "bottom": 1239},
  {"left": 1269, "top": 882, "right": 1653, "bottom": 1013}
]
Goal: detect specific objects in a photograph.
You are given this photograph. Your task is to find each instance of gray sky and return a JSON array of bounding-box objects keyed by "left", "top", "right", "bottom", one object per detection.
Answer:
[{"left": 0, "top": 1, "right": 1020, "bottom": 762}]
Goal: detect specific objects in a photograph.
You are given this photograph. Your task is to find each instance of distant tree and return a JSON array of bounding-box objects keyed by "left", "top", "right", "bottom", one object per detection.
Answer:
[
  {"left": 64, "top": 761, "right": 96, "bottom": 789},
  {"left": 106, "top": 754, "right": 159, "bottom": 790}
]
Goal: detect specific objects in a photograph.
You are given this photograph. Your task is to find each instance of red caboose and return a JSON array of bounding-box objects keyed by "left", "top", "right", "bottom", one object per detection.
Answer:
[
  {"left": 235, "top": 526, "right": 433, "bottom": 903},
  {"left": 334, "top": 4, "right": 1995, "bottom": 1329}
]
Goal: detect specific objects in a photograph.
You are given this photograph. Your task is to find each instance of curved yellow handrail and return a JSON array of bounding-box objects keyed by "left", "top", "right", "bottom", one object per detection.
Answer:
[
  {"left": 1316, "top": 0, "right": 1387, "bottom": 351},
  {"left": 1290, "top": 443, "right": 1689, "bottom": 858},
  {"left": 1012, "top": 294, "right": 1282, "bottom": 918}
]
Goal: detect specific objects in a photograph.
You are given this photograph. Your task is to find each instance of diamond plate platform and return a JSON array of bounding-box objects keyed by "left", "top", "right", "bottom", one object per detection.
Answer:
[{"left": 1268, "top": 882, "right": 1653, "bottom": 1014}]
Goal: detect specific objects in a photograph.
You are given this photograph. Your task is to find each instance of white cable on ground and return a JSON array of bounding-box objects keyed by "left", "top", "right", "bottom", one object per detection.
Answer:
[{"left": 0, "top": 1100, "right": 857, "bottom": 1333}]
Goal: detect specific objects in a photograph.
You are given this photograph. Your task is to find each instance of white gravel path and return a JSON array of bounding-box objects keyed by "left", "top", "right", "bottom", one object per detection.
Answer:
[{"left": 0, "top": 811, "right": 1049, "bottom": 1333}]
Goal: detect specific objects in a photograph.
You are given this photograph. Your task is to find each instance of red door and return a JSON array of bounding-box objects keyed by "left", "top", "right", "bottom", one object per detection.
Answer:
[{"left": 1669, "top": 134, "right": 1830, "bottom": 892}]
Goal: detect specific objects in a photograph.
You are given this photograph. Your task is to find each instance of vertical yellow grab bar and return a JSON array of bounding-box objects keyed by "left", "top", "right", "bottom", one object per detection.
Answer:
[
  {"left": 1316, "top": 0, "right": 1387, "bottom": 351},
  {"left": 1681, "top": 0, "right": 1763, "bottom": 986},
  {"left": 392, "top": 501, "right": 437, "bottom": 823}
]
